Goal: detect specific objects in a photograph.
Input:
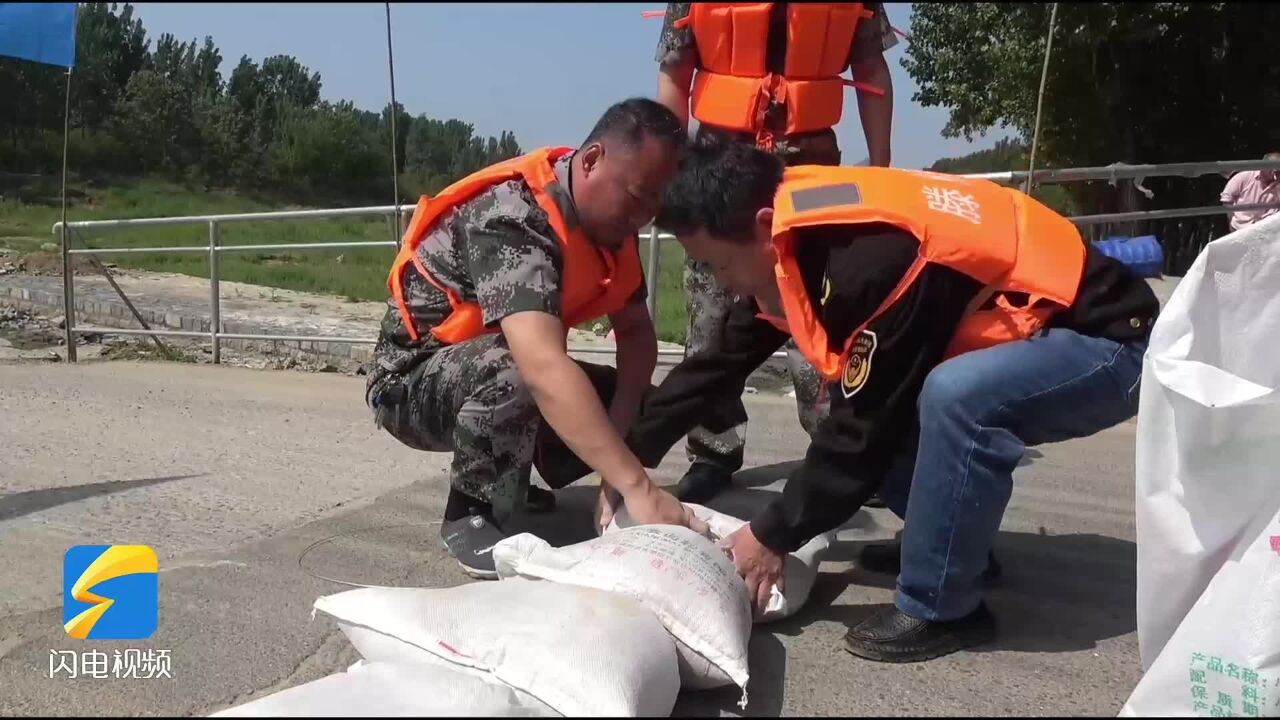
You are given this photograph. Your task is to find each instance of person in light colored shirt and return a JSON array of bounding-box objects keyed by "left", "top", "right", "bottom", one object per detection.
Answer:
[{"left": 1220, "top": 152, "right": 1280, "bottom": 232}]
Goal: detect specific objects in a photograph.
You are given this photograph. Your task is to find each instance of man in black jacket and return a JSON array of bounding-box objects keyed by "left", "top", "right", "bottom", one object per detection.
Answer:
[{"left": 628, "top": 141, "right": 1159, "bottom": 662}]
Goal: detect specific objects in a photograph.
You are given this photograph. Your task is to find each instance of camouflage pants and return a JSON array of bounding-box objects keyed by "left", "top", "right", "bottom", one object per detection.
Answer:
[
  {"left": 370, "top": 334, "right": 613, "bottom": 519},
  {"left": 682, "top": 260, "right": 830, "bottom": 473}
]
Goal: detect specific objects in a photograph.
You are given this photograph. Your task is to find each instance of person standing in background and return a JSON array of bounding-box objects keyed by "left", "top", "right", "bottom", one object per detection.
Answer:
[
  {"left": 1220, "top": 152, "right": 1280, "bottom": 232},
  {"left": 654, "top": 2, "right": 898, "bottom": 503}
]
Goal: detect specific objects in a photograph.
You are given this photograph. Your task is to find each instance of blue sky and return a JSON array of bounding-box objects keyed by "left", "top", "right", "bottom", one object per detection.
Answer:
[{"left": 129, "top": 2, "right": 1014, "bottom": 170}]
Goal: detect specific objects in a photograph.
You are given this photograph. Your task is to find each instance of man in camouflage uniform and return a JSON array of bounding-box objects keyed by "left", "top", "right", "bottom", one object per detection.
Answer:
[
  {"left": 366, "top": 98, "right": 703, "bottom": 578},
  {"left": 654, "top": 2, "right": 900, "bottom": 502}
]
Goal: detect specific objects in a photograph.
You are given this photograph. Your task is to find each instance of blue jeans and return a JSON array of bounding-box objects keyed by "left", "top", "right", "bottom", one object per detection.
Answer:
[{"left": 875, "top": 328, "right": 1146, "bottom": 622}]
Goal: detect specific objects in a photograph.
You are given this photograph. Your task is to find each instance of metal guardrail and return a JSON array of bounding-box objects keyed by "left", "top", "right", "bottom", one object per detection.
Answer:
[
  {"left": 48, "top": 158, "right": 1280, "bottom": 364},
  {"left": 964, "top": 158, "right": 1280, "bottom": 185}
]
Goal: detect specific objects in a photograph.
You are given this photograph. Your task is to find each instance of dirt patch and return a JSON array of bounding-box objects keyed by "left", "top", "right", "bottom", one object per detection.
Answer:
[
  {"left": 0, "top": 251, "right": 98, "bottom": 277},
  {"left": 101, "top": 342, "right": 200, "bottom": 364},
  {"left": 0, "top": 306, "right": 63, "bottom": 349}
]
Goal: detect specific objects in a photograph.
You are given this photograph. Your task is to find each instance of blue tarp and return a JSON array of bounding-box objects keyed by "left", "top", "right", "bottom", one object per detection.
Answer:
[{"left": 0, "top": 3, "right": 77, "bottom": 68}]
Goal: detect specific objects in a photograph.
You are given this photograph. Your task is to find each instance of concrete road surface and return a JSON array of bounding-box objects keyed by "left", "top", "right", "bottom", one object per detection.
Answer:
[{"left": 0, "top": 361, "right": 1142, "bottom": 716}]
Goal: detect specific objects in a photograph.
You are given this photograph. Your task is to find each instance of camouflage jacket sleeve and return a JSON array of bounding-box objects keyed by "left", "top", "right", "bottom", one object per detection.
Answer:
[
  {"left": 461, "top": 180, "right": 565, "bottom": 328},
  {"left": 848, "top": 2, "right": 899, "bottom": 65},
  {"left": 655, "top": 2, "right": 695, "bottom": 66}
]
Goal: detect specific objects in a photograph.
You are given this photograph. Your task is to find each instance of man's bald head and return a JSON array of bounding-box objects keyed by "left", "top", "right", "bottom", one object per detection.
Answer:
[{"left": 1263, "top": 152, "right": 1280, "bottom": 183}]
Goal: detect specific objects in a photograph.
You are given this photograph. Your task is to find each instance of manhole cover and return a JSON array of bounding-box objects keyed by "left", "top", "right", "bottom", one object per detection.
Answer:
[{"left": 298, "top": 521, "right": 453, "bottom": 589}]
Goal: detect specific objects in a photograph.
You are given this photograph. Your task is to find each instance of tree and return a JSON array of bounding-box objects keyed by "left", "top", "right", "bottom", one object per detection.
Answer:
[
  {"left": 382, "top": 101, "right": 412, "bottom": 175},
  {"left": 268, "top": 101, "right": 390, "bottom": 202},
  {"left": 117, "top": 69, "right": 200, "bottom": 176},
  {"left": 0, "top": 3, "right": 523, "bottom": 202},
  {"left": 928, "top": 137, "right": 1076, "bottom": 215},
  {"left": 496, "top": 130, "right": 521, "bottom": 162},
  {"left": 903, "top": 3, "right": 1280, "bottom": 214},
  {"left": 259, "top": 55, "right": 321, "bottom": 109},
  {"left": 0, "top": 59, "right": 62, "bottom": 165},
  {"left": 192, "top": 92, "right": 240, "bottom": 186},
  {"left": 71, "top": 3, "right": 150, "bottom": 133},
  {"left": 190, "top": 37, "right": 223, "bottom": 96}
]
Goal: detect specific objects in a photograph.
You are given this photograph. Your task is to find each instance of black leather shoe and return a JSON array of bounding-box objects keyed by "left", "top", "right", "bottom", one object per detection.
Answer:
[
  {"left": 843, "top": 603, "right": 996, "bottom": 663},
  {"left": 859, "top": 543, "right": 1003, "bottom": 586},
  {"left": 674, "top": 464, "right": 734, "bottom": 504}
]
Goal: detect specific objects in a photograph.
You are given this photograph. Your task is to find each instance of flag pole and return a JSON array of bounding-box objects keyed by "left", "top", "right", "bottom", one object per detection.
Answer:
[
  {"left": 384, "top": 2, "right": 402, "bottom": 248},
  {"left": 60, "top": 64, "right": 76, "bottom": 361},
  {"left": 1024, "top": 2, "right": 1059, "bottom": 195}
]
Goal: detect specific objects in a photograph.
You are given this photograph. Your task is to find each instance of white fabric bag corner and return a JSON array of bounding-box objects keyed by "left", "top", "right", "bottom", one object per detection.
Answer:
[{"left": 1123, "top": 215, "right": 1280, "bottom": 716}]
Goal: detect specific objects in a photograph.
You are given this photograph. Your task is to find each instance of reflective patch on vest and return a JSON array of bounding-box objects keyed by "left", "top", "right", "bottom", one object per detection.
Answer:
[
  {"left": 790, "top": 183, "right": 862, "bottom": 213},
  {"left": 841, "top": 330, "right": 877, "bottom": 399}
]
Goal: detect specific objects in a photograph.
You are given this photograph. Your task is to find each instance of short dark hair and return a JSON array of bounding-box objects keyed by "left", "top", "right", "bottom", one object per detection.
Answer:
[
  {"left": 581, "top": 97, "right": 685, "bottom": 152},
  {"left": 655, "top": 140, "right": 784, "bottom": 240}
]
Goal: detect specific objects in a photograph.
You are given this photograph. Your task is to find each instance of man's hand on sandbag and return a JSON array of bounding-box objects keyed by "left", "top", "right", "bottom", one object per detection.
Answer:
[
  {"left": 595, "top": 484, "right": 624, "bottom": 534},
  {"left": 719, "top": 524, "right": 784, "bottom": 614},
  {"left": 620, "top": 479, "right": 709, "bottom": 536}
]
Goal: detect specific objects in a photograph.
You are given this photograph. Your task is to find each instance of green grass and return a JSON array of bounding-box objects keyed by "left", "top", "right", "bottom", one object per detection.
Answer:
[{"left": 0, "top": 177, "right": 693, "bottom": 344}]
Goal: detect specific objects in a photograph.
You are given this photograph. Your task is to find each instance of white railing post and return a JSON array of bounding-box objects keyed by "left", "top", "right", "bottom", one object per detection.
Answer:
[
  {"left": 60, "top": 221, "right": 77, "bottom": 362},
  {"left": 646, "top": 225, "right": 661, "bottom": 320},
  {"left": 209, "top": 221, "right": 220, "bottom": 364}
]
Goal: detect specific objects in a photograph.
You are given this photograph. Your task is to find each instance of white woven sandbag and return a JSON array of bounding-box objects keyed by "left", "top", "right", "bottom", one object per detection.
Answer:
[
  {"left": 210, "top": 660, "right": 559, "bottom": 717},
  {"left": 1120, "top": 514, "right": 1280, "bottom": 717},
  {"left": 312, "top": 578, "right": 679, "bottom": 717},
  {"left": 494, "top": 524, "right": 753, "bottom": 695},
  {"left": 1132, "top": 214, "right": 1280, "bottom": 667},
  {"left": 1119, "top": 216, "right": 1280, "bottom": 716},
  {"left": 607, "top": 502, "right": 835, "bottom": 624}
]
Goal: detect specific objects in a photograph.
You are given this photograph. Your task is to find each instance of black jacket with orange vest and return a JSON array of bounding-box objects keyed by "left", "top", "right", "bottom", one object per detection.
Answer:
[
  {"left": 627, "top": 165, "right": 1160, "bottom": 552},
  {"left": 765, "top": 165, "right": 1086, "bottom": 381}
]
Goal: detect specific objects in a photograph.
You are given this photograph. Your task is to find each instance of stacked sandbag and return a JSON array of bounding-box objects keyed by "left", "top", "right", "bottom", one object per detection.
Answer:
[
  {"left": 311, "top": 577, "right": 681, "bottom": 717},
  {"left": 494, "top": 502, "right": 836, "bottom": 703},
  {"left": 607, "top": 502, "right": 835, "bottom": 624},
  {"left": 213, "top": 504, "right": 833, "bottom": 716},
  {"left": 211, "top": 660, "right": 559, "bottom": 717}
]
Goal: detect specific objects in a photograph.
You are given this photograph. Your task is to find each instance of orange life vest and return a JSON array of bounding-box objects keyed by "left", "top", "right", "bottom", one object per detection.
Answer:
[
  {"left": 679, "top": 3, "right": 883, "bottom": 147},
  {"left": 767, "top": 165, "right": 1086, "bottom": 381},
  {"left": 387, "top": 147, "right": 644, "bottom": 345}
]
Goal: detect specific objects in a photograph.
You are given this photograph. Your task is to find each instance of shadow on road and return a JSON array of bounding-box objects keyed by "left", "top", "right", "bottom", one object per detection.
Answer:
[
  {"left": 732, "top": 461, "right": 801, "bottom": 489},
  {"left": 673, "top": 632, "right": 788, "bottom": 717},
  {"left": 1018, "top": 447, "right": 1045, "bottom": 467},
  {"left": 0, "top": 474, "right": 205, "bottom": 521},
  {"left": 772, "top": 530, "right": 1137, "bottom": 656}
]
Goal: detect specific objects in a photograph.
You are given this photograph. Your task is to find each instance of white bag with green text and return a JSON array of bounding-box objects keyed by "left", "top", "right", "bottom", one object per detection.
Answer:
[{"left": 1120, "top": 215, "right": 1280, "bottom": 717}]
